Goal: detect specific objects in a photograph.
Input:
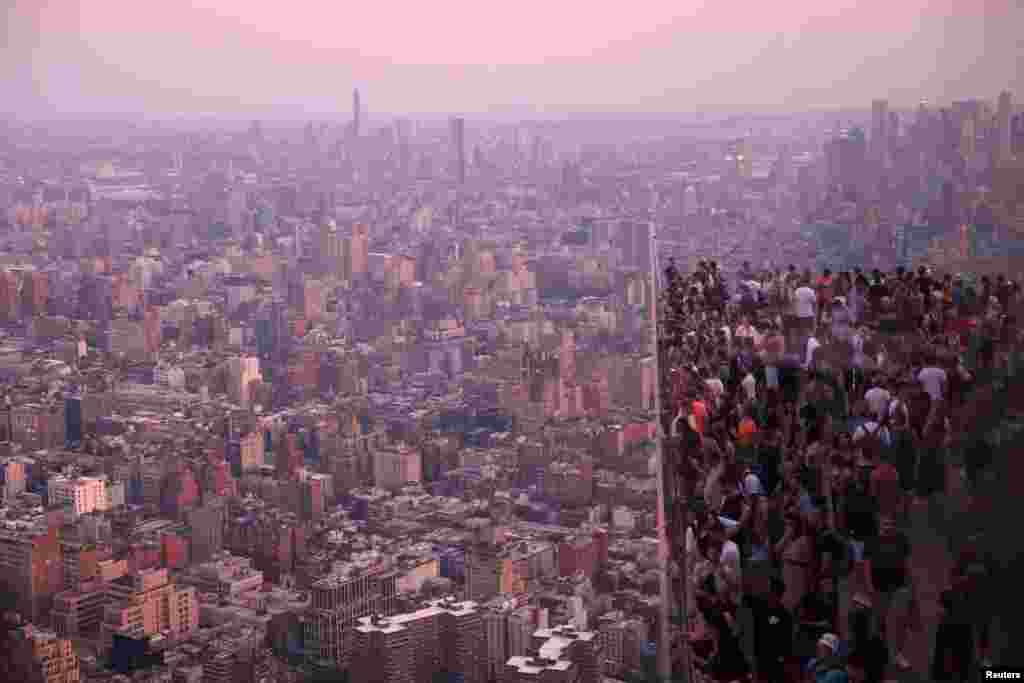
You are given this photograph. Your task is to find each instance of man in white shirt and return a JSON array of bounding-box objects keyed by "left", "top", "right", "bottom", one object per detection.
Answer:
[
  {"left": 804, "top": 335, "right": 821, "bottom": 370},
  {"left": 864, "top": 381, "right": 892, "bottom": 420},
  {"left": 793, "top": 279, "right": 817, "bottom": 346},
  {"left": 917, "top": 361, "right": 948, "bottom": 403},
  {"left": 741, "top": 371, "right": 757, "bottom": 402},
  {"left": 794, "top": 281, "right": 817, "bottom": 322},
  {"left": 705, "top": 374, "right": 725, "bottom": 408}
]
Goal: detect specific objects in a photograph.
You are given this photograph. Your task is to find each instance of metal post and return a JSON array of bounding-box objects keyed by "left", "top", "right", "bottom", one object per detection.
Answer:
[
  {"left": 649, "top": 226, "right": 675, "bottom": 682},
  {"left": 652, "top": 226, "right": 694, "bottom": 683}
]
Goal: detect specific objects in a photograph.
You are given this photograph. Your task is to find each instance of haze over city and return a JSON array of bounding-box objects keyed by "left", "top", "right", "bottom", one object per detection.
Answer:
[
  {"left": 0, "top": 2, "right": 1022, "bottom": 683},
  {"left": 5, "top": 0, "right": 1023, "bottom": 118}
]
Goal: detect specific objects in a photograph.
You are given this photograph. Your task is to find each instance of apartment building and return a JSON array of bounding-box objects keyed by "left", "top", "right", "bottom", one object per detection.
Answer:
[
  {"left": 10, "top": 624, "right": 80, "bottom": 683},
  {"left": 0, "top": 516, "right": 62, "bottom": 623},
  {"left": 48, "top": 475, "right": 109, "bottom": 517},
  {"left": 350, "top": 596, "right": 486, "bottom": 683},
  {"left": 303, "top": 567, "right": 398, "bottom": 668},
  {"left": 100, "top": 568, "right": 198, "bottom": 648}
]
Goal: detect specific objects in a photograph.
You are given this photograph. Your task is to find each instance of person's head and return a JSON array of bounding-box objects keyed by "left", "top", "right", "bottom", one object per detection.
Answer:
[
  {"left": 817, "top": 633, "right": 839, "bottom": 660},
  {"left": 823, "top": 268, "right": 832, "bottom": 278}
]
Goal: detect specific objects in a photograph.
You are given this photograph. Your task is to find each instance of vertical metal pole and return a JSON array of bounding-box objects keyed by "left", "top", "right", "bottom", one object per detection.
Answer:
[{"left": 649, "top": 226, "right": 674, "bottom": 682}]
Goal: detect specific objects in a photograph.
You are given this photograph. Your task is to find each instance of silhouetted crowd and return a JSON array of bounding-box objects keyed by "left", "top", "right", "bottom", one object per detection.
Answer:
[{"left": 658, "top": 257, "right": 1021, "bottom": 683}]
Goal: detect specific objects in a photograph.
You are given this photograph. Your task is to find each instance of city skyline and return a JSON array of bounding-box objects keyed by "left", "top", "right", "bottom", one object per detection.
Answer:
[{"left": 4, "top": 1, "right": 1022, "bottom": 119}]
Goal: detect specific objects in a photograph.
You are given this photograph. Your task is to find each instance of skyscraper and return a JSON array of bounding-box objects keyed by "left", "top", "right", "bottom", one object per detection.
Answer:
[
  {"left": 997, "top": 90, "right": 1013, "bottom": 165},
  {"left": 353, "top": 88, "right": 361, "bottom": 139},
  {"left": 450, "top": 117, "right": 466, "bottom": 184},
  {"left": 871, "top": 99, "right": 889, "bottom": 166}
]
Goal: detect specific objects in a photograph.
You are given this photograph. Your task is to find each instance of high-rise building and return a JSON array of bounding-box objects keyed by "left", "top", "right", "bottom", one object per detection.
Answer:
[
  {"left": 49, "top": 475, "right": 109, "bottom": 517},
  {"left": 373, "top": 443, "right": 422, "bottom": 490},
  {"left": 350, "top": 597, "right": 486, "bottom": 683},
  {"left": 186, "top": 503, "right": 225, "bottom": 565},
  {"left": 618, "top": 220, "right": 652, "bottom": 273},
  {"left": 1012, "top": 113, "right": 1024, "bottom": 156},
  {"left": 997, "top": 90, "right": 1014, "bottom": 165},
  {"left": 353, "top": 88, "right": 362, "bottom": 138},
  {"left": 100, "top": 568, "right": 199, "bottom": 648},
  {"left": 727, "top": 138, "right": 752, "bottom": 179},
  {"left": 238, "top": 431, "right": 265, "bottom": 473},
  {"left": 227, "top": 356, "right": 261, "bottom": 408},
  {"left": 304, "top": 569, "right": 399, "bottom": 668},
  {"left": 1, "top": 457, "right": 26, "bottom": 501},
  {"left": 871, "top": 99, "right": 889, "bottom": 166},
  {"left": 0, "top": 517, "right": 63, "bottom": 623},
  {"left": 450, "top": 117, "right": 466, "bottom": 184},
  {"left": 9, "top": 624, "right": 81, "bottom": 683}
]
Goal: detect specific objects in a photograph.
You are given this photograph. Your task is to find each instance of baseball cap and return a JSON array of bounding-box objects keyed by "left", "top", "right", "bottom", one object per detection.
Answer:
[{"left": 818, "top": 633, "right": 839, "bottom": 653}]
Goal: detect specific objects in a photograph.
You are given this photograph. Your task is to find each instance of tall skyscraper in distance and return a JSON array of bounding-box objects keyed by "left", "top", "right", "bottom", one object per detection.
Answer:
[
  {"left": 248, "top": 120, "right": 263, "bottom": 144},
  {"left": 352, "top": 88, "right": 361, "bottom": 139},
  {"left": 394, "top": 118, "right": 411, "bottom": 175},
  {"left": 871, "top": 99, "right": 889, "bottom": 166},
  {"left": 997, "top": 90, "right": 1013, "bottom": 165},
  {"left": 450, "top": 116, "right": 466, "bottom": 185}
]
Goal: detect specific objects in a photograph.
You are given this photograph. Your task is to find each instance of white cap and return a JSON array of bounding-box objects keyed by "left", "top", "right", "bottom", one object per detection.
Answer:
[{"left": 818, "top": 633, "right": 839, "bottom": 652}]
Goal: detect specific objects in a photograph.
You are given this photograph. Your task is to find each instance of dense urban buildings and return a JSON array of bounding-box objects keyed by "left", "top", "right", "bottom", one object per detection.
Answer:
[{"left": 0, "top": 84, "right": 1020, "bottom": 683}]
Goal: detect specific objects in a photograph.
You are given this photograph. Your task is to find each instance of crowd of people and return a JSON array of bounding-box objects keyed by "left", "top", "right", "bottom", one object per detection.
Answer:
[{"left": 657, "top": 257, "right": 1020, "bottom": 683}]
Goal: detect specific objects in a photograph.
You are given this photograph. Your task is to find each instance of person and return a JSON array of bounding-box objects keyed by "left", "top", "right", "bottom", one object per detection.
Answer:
[
  {"left": 807, "top": 632, "right": 843, "bottom": 682},
  {"left": 885, "top": 403, "right": 917, "bottom": 509},
  {"left": 863, "top": 379, "right": 891, "bottom": 423},
  {"left": 931, "top": 588, "right": 975, "bottom": 682},
  {"left": 665, "top": 257, "right": 680, "bottom": 287},
  {"left": 817, "top": 269, "right": 836, "bottom": 326},
  {"left": 690, "top": 393, "right": 709, "bottom": 436},
  {"left": 869, "top": 452, "right": 902, "bottom": 524},
  {"left": 703, "top": 600, "right": 752, "bottom": 682},
  {"left": 851, "top": 409, "right": 891, "bottom": 457},
  {"left": 748, "top": 576, "right": 793, "bottom": 683},
  {"left": 863, "top": 515, "right": 914, "bottom": 670},
  {"left": 951, "top": 534, "right": 994, "bottom": 668},
  {"left": 805, "top": 333, "right": 822, "bottom": 371},
  {"left": 794, "top": 278, "right": 818, "bottom": 343},
  {"left": 735, "top": 315, "right": 760, "bottom": 346},
  {"left": 830, "top": 297, "right": 852, "bottom": 343},
  {"left": 917, "top": 354, "right": 948, "bottom": 404},
  {"left": 777, "top": 512, "right": 816, "bottom": 612}
]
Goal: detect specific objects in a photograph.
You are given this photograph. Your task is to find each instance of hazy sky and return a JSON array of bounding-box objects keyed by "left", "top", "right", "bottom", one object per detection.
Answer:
[{"left": 4, "top": 0, "right": 1022, "bottom": 119}]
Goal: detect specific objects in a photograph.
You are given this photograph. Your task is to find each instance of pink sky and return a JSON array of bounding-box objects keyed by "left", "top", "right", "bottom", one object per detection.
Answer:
[{"left": 6, "top": 0, "right": 1021, "bottom": 116}]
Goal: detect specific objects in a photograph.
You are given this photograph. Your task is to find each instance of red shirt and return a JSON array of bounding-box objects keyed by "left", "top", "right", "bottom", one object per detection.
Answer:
[
  {"left": 871, "top": 462, "right": 902, "bottom": 517},
  {"left": 691, "top": 400, "right": 708, "bottom": 435}
]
